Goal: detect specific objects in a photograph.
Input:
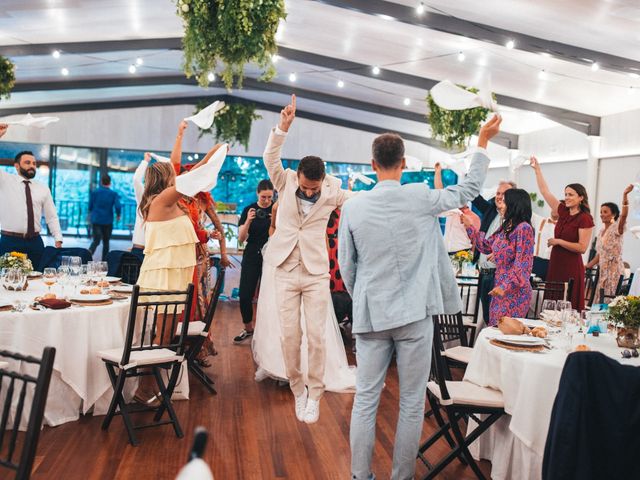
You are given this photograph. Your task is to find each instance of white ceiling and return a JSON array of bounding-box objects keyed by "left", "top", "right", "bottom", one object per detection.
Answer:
[{"left": 0, "top": 0, "right": 638, "bottom": 143}]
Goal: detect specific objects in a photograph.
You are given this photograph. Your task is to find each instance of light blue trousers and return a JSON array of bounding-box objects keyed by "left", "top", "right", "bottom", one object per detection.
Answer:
[{"left": 350, "top": 318, "right": 433, "bottom": 480}]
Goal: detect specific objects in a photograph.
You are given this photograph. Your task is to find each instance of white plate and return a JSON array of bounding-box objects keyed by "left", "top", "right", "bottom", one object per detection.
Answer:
[
  {"left": 28, "top": 271, "right": 42, "bottom": 278},
  {"left": 496, "top": 335, "right": 547, "bottom": 346},
  {"left": 70, "top": 294, "right": 110, "bottom": 302},
  {"left": 112, "top": 284, "right": 133, "bottom": 293},
  {"left": 104, "top": 276, "right": 121, "bottom": 283}
]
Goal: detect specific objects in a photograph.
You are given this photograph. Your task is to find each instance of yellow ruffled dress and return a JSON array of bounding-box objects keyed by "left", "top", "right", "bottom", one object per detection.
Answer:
[{"left": 137, "top": 215, "right": 198, "bottom": 292}]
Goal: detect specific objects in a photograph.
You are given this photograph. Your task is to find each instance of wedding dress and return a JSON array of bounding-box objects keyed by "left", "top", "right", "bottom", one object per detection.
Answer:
[{"left": 251, "top": 251, "right": 356, "bottom": 393}]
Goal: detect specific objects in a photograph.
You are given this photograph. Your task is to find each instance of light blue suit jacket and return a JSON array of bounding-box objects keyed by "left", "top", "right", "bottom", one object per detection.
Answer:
[{"left": 338, "top": 151, "right": 490, "bottom": 334}]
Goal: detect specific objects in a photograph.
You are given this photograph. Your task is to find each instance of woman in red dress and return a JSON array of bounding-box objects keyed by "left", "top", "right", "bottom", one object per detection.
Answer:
[{"left": 530, "top": 156, "right": 594, "bottom": 311}]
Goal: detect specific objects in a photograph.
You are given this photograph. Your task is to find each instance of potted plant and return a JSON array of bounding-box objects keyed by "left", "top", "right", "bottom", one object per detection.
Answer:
[
  {"left": 607, "top": 295, "right": 640, "bottom": 348},
  {"left": 195, "top": 101, "right": 262, "bottom": 149},
  {"left": 0, "top": 55, "right": 16, "bottom": 99},
  {"left": 426, "top": 86, "right": 491, "bottom": 150},
  {"left": 176, "top": 0, "right": 286, "bottom": 90}
]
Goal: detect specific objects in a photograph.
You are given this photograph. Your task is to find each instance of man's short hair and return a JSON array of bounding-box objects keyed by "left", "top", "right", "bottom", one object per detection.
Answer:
[
  {"left": 498, "top": 180, "right": 517, "bottom": 189},
  {"left": 372, "top": 133, "right": 405, "bottom": 170},
  {"left": 14, "top": 151, "right": 34, "bottom": 164},
  {"left": 297, "top": 156, "right": 325, "bottom": 181},
  {"left": 101, "top": 174, "right": 111, "bottom": 186}
]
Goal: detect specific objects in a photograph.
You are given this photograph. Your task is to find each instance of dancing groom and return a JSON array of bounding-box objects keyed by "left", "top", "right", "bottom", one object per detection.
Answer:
[
  {"left": 339, "top": 115, "right": 502, "bottom": 479},
  {"left": 262, "top": 95, "right": 355, "bottom": 424}
]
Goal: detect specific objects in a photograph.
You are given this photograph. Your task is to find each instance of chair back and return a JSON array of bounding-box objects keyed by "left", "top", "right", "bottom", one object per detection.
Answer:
[
  {"left": 457, "top": 276, "right": 481, "bottom": 325},
  {"left": 201, "top": 269, "right": 226, "bottom": 335},
  {"left": 584, "top": 268, "right": 599, "bottom": 307},
  {"left": 430, "top": 315, "right": 454, "bottom": 403},
  {"left": 38, "top": 247, "right": 92, "bottom": 271},
  {"left": 120, "top": 284, "right": 195, "bottom": 367},
  {"left": 616, "top": 273, "right": 634, "bottom": 296},
  {"left": 435, "top": 312, "right": 468, "bottom": 349},
  {"left": 530, "top": 278, "right": 574, "bottom": 317},
  {"left": 117, "top": 252, "right": 142, "bottom": 285},
  {"left": 0, "top": 347, "right": 55, "bottom": 480}
]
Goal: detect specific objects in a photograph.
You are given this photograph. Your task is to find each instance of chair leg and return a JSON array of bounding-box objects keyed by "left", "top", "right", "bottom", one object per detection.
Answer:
[
  {"left": 426, "top": 392, "right": 460, "bottom": 454},
  {"left": 449, "top": 412, "right": 487, "bottom": 480},
  {"left": 152, "top": 366, "right": 184, "bottom": 438},
  {"left": 101, "top": 365, "right": 124, "bottom": 431},
  {"left": 188, "top": 360, "right": 217, "bottom": 394}
]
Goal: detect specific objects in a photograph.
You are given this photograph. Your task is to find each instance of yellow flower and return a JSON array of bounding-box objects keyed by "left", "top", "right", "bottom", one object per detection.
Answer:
[{"left": 10, "top": 252, "right": 27, "bottom": 259}]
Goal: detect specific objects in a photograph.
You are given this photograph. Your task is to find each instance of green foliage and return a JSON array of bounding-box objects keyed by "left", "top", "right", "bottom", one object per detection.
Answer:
[
  {"left": 426, "top": 86, "right": 490, "bottom": 150},
  {"left": 607, "top": 295, "right": 640, "bottom": 329},
  {"left": 176, "top": 0, "right": 286, "bottom": 90},
  {"left": 529, "top": 192, "right": 546, "bottom": 208},
  {"left": 0, "top": 56, "right": 16, "bottom": 100},
  {"left": 195, "top": 101, "right": 262, "bottom": 150}
]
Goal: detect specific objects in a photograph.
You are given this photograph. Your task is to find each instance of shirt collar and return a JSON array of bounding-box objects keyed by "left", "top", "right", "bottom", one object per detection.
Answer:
[{"left": 373, "top": 179, "right": 400, "bottom": 189}]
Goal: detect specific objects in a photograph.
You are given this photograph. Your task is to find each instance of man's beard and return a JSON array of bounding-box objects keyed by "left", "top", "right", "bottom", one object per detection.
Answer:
[{"left": 19, "top": 167, "right": 36, "bottom": 179}]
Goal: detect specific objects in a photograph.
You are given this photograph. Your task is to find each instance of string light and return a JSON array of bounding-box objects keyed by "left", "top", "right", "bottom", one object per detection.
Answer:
[
  {"left": 591, "top": 62, "right": 600, "bottom": 72},
  {"left": 403, "top": 98, "right": 411, "bottom": 106},
  {"left": 372, "top": 65, "right": 381, "bottom": 75},
  {"left": 538, "top": 69, "right": 548, "bottom": 80},
  {"left": 272, "top": 54, "right": 280, "bottom": 64},
  {"left": 61, "top": 67, "right": 69, "bottom": 76},
  {"left": 207, "top": 72, "right": 215, "bottom": 82},
  {"left": 337, "top": 80, "right": 345, "bottom": 88},
  {"left": 416, "top": 2, "right": 425, "bottom": 15},
  {"left": 135, "top": 57, "right": 144, "bottom": 66},
  {"left": 506, "top": 39, "right": 515, "bottom": 50},
  {"left": 128, "top": 64, "right": 137, "bottom": 74},
  {"left": 288, "top": 72, "right": 297, "bottom": 82},
  {"left": 52, "top": 50, "right": 60, "bottom": 59},
  {"left": 457, "top": 52, "right": 465, "bottom": 62}
]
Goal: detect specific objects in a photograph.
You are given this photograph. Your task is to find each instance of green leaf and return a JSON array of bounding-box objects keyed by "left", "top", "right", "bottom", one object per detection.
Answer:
[{"left": 0, "top": 55, "right": 16, "bottom": 100}]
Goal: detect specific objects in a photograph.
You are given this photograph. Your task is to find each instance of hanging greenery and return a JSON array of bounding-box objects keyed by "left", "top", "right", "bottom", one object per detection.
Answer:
[
  {"left": 529, "top": 192, "right": 546, "bottom": 209},
  {"left": 426, "top": 86, "right": 491, "bottom": 150},
  {"left": 196, "top": 101, "right": 262, "bottom": 149},
  {"left": 176, "top": 0, "right": 286, "bottom": 90},
  {"left": 0, "top": 55, "right": 16, "bottom": 100}
]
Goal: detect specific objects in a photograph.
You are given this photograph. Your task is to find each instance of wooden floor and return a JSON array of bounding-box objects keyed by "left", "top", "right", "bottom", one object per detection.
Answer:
[{"left": 25, "top": 301, "right": 491, "bottom": 479}]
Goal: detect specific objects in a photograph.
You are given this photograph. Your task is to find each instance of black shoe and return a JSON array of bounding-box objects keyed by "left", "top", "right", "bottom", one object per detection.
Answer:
[{"left": 233, "top": 329, "right": 253, "bottom": 343}]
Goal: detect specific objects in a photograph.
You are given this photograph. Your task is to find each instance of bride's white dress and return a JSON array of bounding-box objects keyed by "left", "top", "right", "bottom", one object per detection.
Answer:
[{"left": 251, "top": 257, "right": 356, "bottom": 393}]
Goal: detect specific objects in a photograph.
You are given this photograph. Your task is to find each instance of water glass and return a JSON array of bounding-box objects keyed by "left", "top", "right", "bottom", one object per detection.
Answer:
[
  {"left": 43, "top": 268, "right": 57, "bottom": 292},
  {"left": 57, "top": 266, "right": 71, "bottom": 298},
  {"left": 60, "top": 256, "right": 72, "bottom": 268},
  {"left": 69, "top": 256, "right": 82, "bottom": 270}
]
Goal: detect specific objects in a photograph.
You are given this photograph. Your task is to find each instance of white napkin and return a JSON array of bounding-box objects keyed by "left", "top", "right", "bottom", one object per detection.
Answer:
[
  {"left": 175, "top": 144, "right": 228, "bottom": 197},
  {"left": 175, "top": 458, "right": 214, "bottom": 480},
  {"left": 509, "top": 154, "right": 529, "bottom": 174},
  {"left": 149, "top": 153, "right": 171, "bottom": 163},
  {"left": 184, "top": 101, "right": 225, "bottom": 130},
  {"left": 630, "top": 226, "right": 640, "bottom": 240},
  {"left": 3, "top": 113, "right": 59, "bottom": 129},
  {"left": 430, "top": 79, "right": 498, "bottom": 112},
  {"left": 405, "top": 155, "right": 423, "bottom": 171},
  {"left": 441, "top": 155, "right": 470, "bottom": 178},
  {"left": 352, "top": 173, "right": 375, "bottom": 185}
]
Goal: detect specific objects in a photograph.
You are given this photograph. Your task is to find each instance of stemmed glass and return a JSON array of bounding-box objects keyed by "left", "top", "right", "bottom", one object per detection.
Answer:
[
  {"left": 57, "top": 266, "right": 71, "bottom": 298},
  {"left": 43, "top": 268, "right": 57, "bottom": 293},
  {"left": 540, "top": 299, "right": 556, "bottom": 322},
  {"left": 563, "top": 309, "right": 580, "bottom": 350}
]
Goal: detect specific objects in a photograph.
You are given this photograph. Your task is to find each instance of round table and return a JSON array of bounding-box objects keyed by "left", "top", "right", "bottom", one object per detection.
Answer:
[
  {"left": 0, "top": 278, "right": 133, "bottom": 428},
  {"left": 463, "top": 326, "right": 640, "bottom": 480}
]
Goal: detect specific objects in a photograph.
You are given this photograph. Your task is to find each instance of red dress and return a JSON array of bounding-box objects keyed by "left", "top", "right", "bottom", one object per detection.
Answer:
[
  {"left": 546, "top": 202, "right": 594, "bottom": 311},
  {"left": 327, "top": 209, "right": 346, "bottom": 292}
]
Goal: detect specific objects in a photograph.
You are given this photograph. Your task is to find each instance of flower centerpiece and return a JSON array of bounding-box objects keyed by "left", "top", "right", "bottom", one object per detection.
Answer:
[
  {"left": 450, "top": 250, "right": 473, "bottom": 275},
  {"left": 607, "top": 295, "right": 640, "bottom": 348},
  {"left": 0, "top": 252, "right": 33, "bottom": 273}
]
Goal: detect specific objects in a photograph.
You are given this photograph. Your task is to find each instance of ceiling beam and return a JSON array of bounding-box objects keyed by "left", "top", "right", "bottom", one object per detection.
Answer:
[
  {"left": 4, "top": 37, "right": 599, "bottom": 134},
  {"left": 0, "top": 94, "right": 448, "bottom": 151},
  {"left": 312, "top": 0, "right": 640, "bottom": 75},
  {"left": 12, "top": 75, "right": 519, "bottom": 148}
]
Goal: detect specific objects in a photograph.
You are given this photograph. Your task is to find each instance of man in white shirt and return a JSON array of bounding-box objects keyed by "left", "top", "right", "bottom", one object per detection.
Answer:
[
  {"left": 0, "top": 145, "right": 63, "bottom": 271},
  {"left": 531, "top": 211, "right": 557, "bottom": 279}
]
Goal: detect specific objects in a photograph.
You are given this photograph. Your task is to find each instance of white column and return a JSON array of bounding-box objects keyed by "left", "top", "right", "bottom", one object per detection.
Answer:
[{"left": 587, "top": 136, "right": 601, "bottom": 206}]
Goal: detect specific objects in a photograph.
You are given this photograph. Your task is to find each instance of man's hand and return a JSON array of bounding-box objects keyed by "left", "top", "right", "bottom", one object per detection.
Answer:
[
  {"left": 246, "top": 208, "right": 256, "bottom": 222},
  {"left": 55, "top": 241, "right": 62, "bottom": 248},
  {"left": 434, "top": 162, "right": 442, "bottom": 173},
  {"left": 529, "top": 155, "right": 540, "bottom": 171},
  {"left": 489, "top": 286, "right": 505, "bottom": 297},
  {"left": 278, "top": 94, "right": 296, "bottom": 132},
  {"left": 144, "top": 152, "right": 151, "bottom": 162},
  {"left": 0, "top": 124, "right": 8, "bottom": 138},
  {"left": 477, "top": 114, "right": 502, "bottom": 149}
]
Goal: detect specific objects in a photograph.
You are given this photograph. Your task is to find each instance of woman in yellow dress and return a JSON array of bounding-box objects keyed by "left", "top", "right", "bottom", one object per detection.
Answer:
[{"left": 134, "top": 143, "right": 227, "bottom": 404}]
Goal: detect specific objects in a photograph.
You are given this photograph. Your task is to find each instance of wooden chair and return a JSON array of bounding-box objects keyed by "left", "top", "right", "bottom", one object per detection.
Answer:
[
  {"left": 584, "top": 268, "right": 599, "bottom": 308},
  {"left": 457, "top": 275, "right": 482, "bottom": 347},
  {"left": 0, "top": 347, "right": 56, "bottom": 480},
  {"left": 528, "top": 278, "right": 574, "bottom": 318}
]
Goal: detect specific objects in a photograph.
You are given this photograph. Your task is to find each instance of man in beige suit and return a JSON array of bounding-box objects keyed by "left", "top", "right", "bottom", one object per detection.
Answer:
[{"left": 263, "top": 95, "right": 354, "bottom": 424}]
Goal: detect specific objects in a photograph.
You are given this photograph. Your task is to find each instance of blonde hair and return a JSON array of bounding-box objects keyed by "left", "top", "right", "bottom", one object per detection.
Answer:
[{"left": 139, "top": 162, "right": 176, "bottom": 220}]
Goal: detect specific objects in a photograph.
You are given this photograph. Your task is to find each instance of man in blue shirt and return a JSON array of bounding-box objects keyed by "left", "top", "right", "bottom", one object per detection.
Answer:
[{"left": 88, "top": 174, "right": 121, "bottom": 261}]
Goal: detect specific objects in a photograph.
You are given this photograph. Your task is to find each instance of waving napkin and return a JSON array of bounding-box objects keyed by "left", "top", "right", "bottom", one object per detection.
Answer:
[
  {"left": 175, "top": 144, "right": 228, "bottom": 197},
  {"left": 351, "top": 172, "right": 375, "bottom": 186},
  {"left": 149, "top": 153, "right": 171, "bottom": 163},
  {"left": 184, "top": 100, "right": 225, "bottom": 130},
  {"left": 430, "top": 79, "right": 498, "bottom": 112},
  {"left": 3, "top": 113, "right": 59, "bottom": 129},
  {"left": 405, "top": 155, "right": 424, "bottom": 171},
  {"left": 509, "top": 154, "right": 529, "bottom": 174}
]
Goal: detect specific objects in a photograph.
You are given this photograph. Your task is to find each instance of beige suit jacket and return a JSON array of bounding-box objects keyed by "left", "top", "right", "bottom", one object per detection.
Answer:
[{"left": 262, "top": 128, "right": 354, "bottom": 275}]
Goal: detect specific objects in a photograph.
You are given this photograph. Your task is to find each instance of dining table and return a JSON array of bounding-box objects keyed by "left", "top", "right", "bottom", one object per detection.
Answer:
[
  {"left": 463, "top": 323, "right": 640, "bottom": 480},
  {"left": 0, "top": 276, "right": 189, "bottom": 429}
]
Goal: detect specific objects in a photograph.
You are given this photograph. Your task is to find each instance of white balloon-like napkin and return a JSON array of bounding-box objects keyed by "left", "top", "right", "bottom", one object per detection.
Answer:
[
  {"left": 184, "top": 100, "right": 226, "bottom": 130},
  {"left": 3, "top": 113, "right": 60, "bottom": 129}
]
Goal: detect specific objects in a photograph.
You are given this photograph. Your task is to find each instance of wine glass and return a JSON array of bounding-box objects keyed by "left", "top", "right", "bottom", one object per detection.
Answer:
[
  {"left": 540, "top": 299, "right": 556, "bottom": 322},
  {"left": 57, "top": 266, "right": 70, "bottom": 298},
  {"left": 60, "top": 256, "right": 72, "bottom": 268},
  {"left": 563, "top": 309, "right": 580, "bottom": 351},
  {"left": 69, "top": 256, "right": 82, "bottom": 270},
  {"left": 43, "top": 268, "right": 57, "bottom": 293}
]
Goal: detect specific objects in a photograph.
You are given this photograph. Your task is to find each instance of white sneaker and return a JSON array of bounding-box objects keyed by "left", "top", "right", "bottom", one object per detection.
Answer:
[
  {"left": 254, "top": 367, "right": 269, "bottom": 382},
  {"left": 294, "top": 388, "right": 308, "bottom": 422},
  {"left": 303, "top": 398, "right": 320, "bottom": 424}
]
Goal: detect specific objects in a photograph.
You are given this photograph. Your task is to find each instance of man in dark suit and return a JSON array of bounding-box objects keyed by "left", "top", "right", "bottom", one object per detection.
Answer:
[{"left": 471, "top": 180, "right": 516, "bottom": 326}]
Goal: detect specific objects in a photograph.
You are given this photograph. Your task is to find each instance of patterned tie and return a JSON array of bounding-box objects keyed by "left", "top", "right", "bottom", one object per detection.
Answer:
[{"left": 23, "top": 180, "right": 35, "bottom": 237}]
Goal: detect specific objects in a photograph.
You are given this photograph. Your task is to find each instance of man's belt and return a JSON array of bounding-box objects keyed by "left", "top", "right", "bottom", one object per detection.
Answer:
[
  {"left": 479, "top": 268, "right": 496, "bottom": 275},
  {"left": 1, "top": 230, "right": 40, "bottom": 240}
]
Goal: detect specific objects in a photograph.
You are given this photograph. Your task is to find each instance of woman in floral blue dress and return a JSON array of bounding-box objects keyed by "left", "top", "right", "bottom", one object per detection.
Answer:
[{"left": 462, "top": 189, "right": 535, "bottom": 326}]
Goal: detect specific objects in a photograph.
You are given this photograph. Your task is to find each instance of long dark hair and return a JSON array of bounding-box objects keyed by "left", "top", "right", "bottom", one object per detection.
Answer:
[
  {"left": 500, "top": 189, "right": 532, "bottom": 238},
  {"left": 601, "top": 202, "right": 620, "bottom": 220},
  {"left": 565, "top": 183, "right": 590, "bottom": 214}
]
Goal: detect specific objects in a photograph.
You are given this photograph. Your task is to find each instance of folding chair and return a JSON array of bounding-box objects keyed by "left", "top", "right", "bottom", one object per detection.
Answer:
[
  {"left": 98, "top": 284, "right": 194, "bottom": 446},
  {"left": 38, "top": 247, "right": 92, "bottom": 271},
  {"left": 457, "top": 275, "right": 482, "bottom": 347},
  {"left": 0, "top": 347, "right": 56, "bottom": 480},
  {"left": 177, "top": 270, "right": 225, "bottom": 394},
  {"left": 435, "top": 313, "right": 473, "bottom": 378},
  {"left": 584, "top": 268, "right": 599, "bottom": 308},
  {"left": 117, "top": 252, "right": 143, "bottom": 285},
  {"left": 417, "top": 316, "right": 504, "bottom": 480},
  {"left": 528, "top": 278, "right": 574, "bottom": 318},
  {"left": 599, "top": 273, "right": 634, "bottom": 303}
]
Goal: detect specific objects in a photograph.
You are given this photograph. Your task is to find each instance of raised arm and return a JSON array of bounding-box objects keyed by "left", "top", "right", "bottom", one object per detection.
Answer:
[
  {"left": 434, "top": 162, "right": 444, "bottom": 190},
  {"left": 618, "top": 184, "right": 633, "bottom": 235},
  {"left": 170, "top": 121, "right": 188, "bottom": 167},
  {"left": 337, "top": 204, "right": 357, "bottom": 296},
  {"left": 0, "top": 124, "right": 7, "bottom": 138},
  {"left": 263, "top": 95, "right": 296, "bottom": 192},
  {"left": 529, "top": 156, "right": 560, "bottom": 215},
  {"left": 133, "top": 153, "right": 150, "bottom": 203}
]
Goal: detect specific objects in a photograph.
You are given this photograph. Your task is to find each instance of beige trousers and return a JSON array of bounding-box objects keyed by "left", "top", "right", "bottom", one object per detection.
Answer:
[{"left": 275, "top": 261, "right": 329, "bottom": 401}]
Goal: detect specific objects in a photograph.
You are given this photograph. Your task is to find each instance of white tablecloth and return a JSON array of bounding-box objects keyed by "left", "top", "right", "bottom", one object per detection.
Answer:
[
  {"left": 0, "top": 279, "right": 193, "bottom": 428},
  {"left": 629, "top": 268, "right": 640, "bottom": 295},
  {"left": 464, "top": 327, "right": 640, "bottom": 480}
]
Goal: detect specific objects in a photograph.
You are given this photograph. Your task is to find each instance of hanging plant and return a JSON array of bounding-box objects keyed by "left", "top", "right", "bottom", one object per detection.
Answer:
[
  {"left": 0, "top": 55, "right": 16, "bottom": 100},
  {"left": 196, "top": 101, "right": 262, "bottom": 149},
  {"left": 426, "top": 86, "right": 491, "bottom": 150},
  {"left": 176, "top": 0, "right": 286, "bottom": 90},
  {"left": 529, "top": 192, "right": 546, "bottom": 208}
]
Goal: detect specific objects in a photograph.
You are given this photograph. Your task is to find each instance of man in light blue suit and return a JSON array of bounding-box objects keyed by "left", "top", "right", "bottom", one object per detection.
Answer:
[{"left": 339, "top": 115, "right": 502, "bottom": 480}]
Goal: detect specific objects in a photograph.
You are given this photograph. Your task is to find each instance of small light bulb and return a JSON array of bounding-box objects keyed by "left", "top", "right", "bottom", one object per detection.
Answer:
[
  {"left": 61, "top": 67, "right": 69, "bottom": 76},
  {"left": 416, "top": 3, "right": 425, "bottom": 15},
  {"left": 591, "top": 62, "right": 600, "bottom": 71},
  {"left": 128, "top": 64, "right": 137, "bottom": 74},
  {"left": 538, "top": 70, "right": 548, "bottom": 80},
  {"left": 207, "top": 72, "right": 215, "bottom": 82},
  {"left": 289, "top": 72, "right": 297, "bottom": 82},
  {"left": 272, "top": 54, "right": 280, "bottom": 64},
  {"left": 52, "top": 50, "right": 60, "bottom": 59},
  {"left": 457, "top": 52, "right": 465, "bottom": 62},
  {"left": 403, "top": 98, "right": 411, "bottom": 106},
  {"left": 337, "top": 80, "right": 345, "bottom": 88},
  {"left": 506, "top": 39, "right": 515, "bottom": 50},
  {"left": 135, "top": 57, "right": 144, "bottom": 66},
  {"left": 372, "top": 66, "right": 381, "bottom": 75}
]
